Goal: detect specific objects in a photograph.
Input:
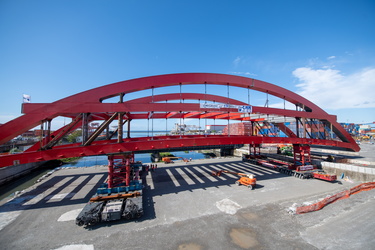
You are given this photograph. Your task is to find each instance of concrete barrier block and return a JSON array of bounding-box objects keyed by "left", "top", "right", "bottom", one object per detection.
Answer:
[
  {"left": 345, "top": 164, "right": 352, "bottom": 171},
  {"left": 352, "top": 166, "right": 359, "bottom": 172},
  {"left": 358, "top": 167, "right": 365, "bottom": 173},
  {"left": 372, "top": 169, "right": 375, "bottom": 175},
  {"left": 365, "top": 168, "right": 372, "bottom": 174}
]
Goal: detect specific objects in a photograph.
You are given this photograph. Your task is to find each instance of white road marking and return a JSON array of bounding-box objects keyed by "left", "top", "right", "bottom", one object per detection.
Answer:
[
  {"left": 57, "top": 208, "right": 82, "bottom": 222},
  {"left": 239, "top": 162, "right": 280, "bottom": 174},
  {"left": 148, "top": 172, "right": 155, "bottom": 190},
  {"left": 45, "top": 192, "right": 75, "bottom": 201},
  {"left": 71, "top": 174, "right": 104, "bottom": 200},
  {"left": 192, "top": 167, "right": 218, "bottom": 182},
  {"left": 53, "top": 244, "right": 94, "bottom": 250},
  {"left": 209, "top": 165, "right": 238, "bottom": 179},
  {"left": 199, "top": 165, "right": 225, "bottom": 180},
  {"left": 0, "top": 211, "right": 22, "bottom": 232},
  {"left": 46, "top": 175, "right": 83, "bottom": 203},
  {"left": 166, "top": 169, "right": 181, "bottom": 187},
  {"left": 184, "top": 167, "right": 205, "bottom": 184},
  {"left": 23, "top": 177, "right": 73, "bottom": 206},
  {"left": 176, "top": 168, "right": 196, "bottom": 185},
  {"left": 227, "top": 163, "right": 265, "bottom": 176}
]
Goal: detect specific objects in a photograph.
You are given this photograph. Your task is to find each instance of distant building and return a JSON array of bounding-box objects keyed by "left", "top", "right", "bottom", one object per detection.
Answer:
[
  {"left": 205, "top": 125, "right": 226, "bottom": 133},
  {"left": 222, "top": 123, "right": 252, "bottom": 135},
  {"left": 22, "top": 130, "right": 35, "bottom": 137},
  {"left": 33, "top": 129, "right": 51, "bottom": 137},
  {"left": 340, "top": 122, "right": 375, "bottom": 136}
]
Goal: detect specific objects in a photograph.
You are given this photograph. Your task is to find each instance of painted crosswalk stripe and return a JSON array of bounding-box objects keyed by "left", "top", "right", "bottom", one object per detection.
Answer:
[
  {"left": 183, "top": 167, "right": 205, "bottom": 184},
  {"left": 200, "top": 165, "right": 227, "bottom": 180},
  {"left": 176, "top": 168, "right": 196, "bottom": 185},
  {"left": 231, "top": 162, "right": 268, "bottom": 175},
  {"left": 213, "top": 164, "right": 242, "bottom": 178},
  {"left": 46, "top": 176, "right": 85, "bottom": 202},
  {"left": 239, "top": 162, "right": 279, "bottom": 174},
  {"left": 23, "top": 177, "right": 74, "bottom": 206},
  {"left": 148, "top": 172, "right": 155, "bottom": 190},
  {"left": 71, "top": 174, "right": 105, "bottom": 200},
  {"left": 166, "top": 169, "right": 181, "bottom": 187},
  {"left": 239, "top": 162, "right": 280, "bottom": 174},
  {"left": 222, "top": 163, "right": 264, "bottom": 176},
  {"left": 208, "top": 165, "right": 237, "bottom": 179},
  {"left": 192, "top": 166, "right": 218, "bottom": 182}
]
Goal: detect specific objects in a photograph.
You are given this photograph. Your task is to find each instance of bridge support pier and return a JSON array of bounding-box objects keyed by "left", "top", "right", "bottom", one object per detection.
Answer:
[
  {"left": 151, "top": 152, "right": 160, "bottom": 162},
  {"left": 249, "top": 144, "right": 261, "bottom": 157},
  {"left": 107, "top": 153, "right": 134, "bottom": 189},
  {"left": 220, "top": 147, "right": 234, "bottom": 157},
  {"left": 293, "top": 144, "right": 311, "bottom": 168}
]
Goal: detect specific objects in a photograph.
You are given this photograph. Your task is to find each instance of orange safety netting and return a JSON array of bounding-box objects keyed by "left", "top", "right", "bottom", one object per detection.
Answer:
[{"left": 296, "top": 182, "right": 375, "bottom": 214}]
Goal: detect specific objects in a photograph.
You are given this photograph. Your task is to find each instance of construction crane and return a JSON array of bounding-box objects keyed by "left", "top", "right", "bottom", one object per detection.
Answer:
[{"left": 212, "top": 170, "right": 257, "bottom": 189}]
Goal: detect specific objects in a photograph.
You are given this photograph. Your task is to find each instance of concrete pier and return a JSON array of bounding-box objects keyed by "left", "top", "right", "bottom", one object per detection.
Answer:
[{"left": 0, "top": 161, "right": 48, "bottom": 186}]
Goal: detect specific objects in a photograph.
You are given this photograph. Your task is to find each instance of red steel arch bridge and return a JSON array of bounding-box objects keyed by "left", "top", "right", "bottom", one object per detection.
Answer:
[{"left": 0, "top": 73, "right": 359, "bottom": 175}]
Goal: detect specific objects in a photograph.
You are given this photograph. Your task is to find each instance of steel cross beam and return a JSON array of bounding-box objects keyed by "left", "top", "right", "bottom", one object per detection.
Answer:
[{"left": 83, "top": 112, "right": 118, "bottom": 146}]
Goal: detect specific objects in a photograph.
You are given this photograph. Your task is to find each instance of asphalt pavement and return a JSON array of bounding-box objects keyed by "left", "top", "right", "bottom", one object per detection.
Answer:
[{"left": 0, "top": 157, "right": 374, "bottom": 250}]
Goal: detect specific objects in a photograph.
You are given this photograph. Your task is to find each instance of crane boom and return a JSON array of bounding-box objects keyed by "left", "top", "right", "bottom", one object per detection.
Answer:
[{"left": 211, "top": 169, "right": 256, "bottom": 189}]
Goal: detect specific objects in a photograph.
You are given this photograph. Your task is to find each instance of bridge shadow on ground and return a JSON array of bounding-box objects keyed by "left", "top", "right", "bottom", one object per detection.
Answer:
[
  {"left": 0, "top": 172, "right": 107, "bottom": 212},
  {"left": 0, "top": 159, "right": 290, "bottom": 222},
  {"left": 148, "top": 159, "right": 290, "bottom": 197}
]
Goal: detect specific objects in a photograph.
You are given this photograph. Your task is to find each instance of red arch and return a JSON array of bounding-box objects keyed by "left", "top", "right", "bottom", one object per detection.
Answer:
[{"left": 0, "top": 73, "right": 359, "bottom": 168}]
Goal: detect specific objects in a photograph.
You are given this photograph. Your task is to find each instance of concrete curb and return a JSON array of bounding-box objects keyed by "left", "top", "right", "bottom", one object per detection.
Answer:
[{"left": 321, "top": 162, "right": 375, "bottom": 182}]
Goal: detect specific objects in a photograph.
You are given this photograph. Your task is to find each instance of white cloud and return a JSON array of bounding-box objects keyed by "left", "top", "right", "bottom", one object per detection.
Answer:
[
  {"left": 230, "top": 71, "right": 257, "bottom": 77},
  {"left": 233, "top": 56, "right": 241, "bottom": 67},
  {"left": 292, "top": 67, "right": 375, "bottom": 109},
  {"left": 327, "top": 56, "right": 336, "bottom": 60},
  {"left": 0, "top": 114, "right": 17, "bottom": 124}
]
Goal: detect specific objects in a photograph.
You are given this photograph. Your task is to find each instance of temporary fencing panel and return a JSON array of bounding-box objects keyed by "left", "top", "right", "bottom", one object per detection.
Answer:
[{"left": 296, "top": 182, "right": 375, "bottom": 214}]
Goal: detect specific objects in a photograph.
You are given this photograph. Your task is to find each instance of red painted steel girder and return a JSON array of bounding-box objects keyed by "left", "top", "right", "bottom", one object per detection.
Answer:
[
  {"left": 125, "top": 93, "right": 247, "bottom": 105},
  {"left": 21, "top": 102, "right": 337, "bottom": 120},
  {"left": 0, "top": 135, "right": 358, "bottom": 168}
]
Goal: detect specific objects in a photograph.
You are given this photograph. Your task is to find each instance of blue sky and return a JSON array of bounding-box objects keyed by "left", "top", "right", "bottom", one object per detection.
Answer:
[{"left": 1, "top": 0, "right": 374, "bottom": 130}]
